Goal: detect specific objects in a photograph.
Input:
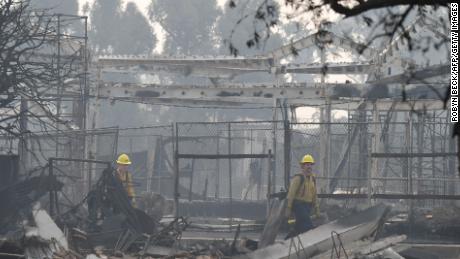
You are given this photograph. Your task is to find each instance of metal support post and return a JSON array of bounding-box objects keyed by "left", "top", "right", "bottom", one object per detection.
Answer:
[
  {"left": 416, "top": 113, "right": 425, "bottom": 195},
  {"left": 188, "top": 159, "right": 195, "bottom": 201},
  {"left": 408, "top": 113, "right": 414, "bottom": 195},
  {"left": 319, "top": 46, "right": 331, "bottom": 193},
  {"left": 49, "top": 159, "right": 54, "bottom": 216},
  {"left": 173, "top": 123, "right": 179, "bottom": 217},
  {"left": 272, "top": 99, "right": 278, "bottom": 192},
  {"left": 146, "top": 136, "right": 156, "bottom": 193},
  {"left": 282, "top": 99, "right": 291, "bottom": 189},
  {"left": 369, "top": 103, "right": 381, "bottom": 206},
  {"left": 55, "top": 15, "right": 62, "bottom": 159},
  {"left": 407, "top": 112, "right": 414, "bottom": 236},
  {"left": 228, "top": 123, "right": 233, "bottom": 228},
  {"left": 215, "top": 132, "right": 220, "bottom": 199},
  {"left": 267, "top": 149, "right": 273, "bottom": 218},
  {"left": 347, "top": 105, "right": 351, "bottom": 192},
  {"left": 320, "top": 101, "right": 331, "bottom": 193}
]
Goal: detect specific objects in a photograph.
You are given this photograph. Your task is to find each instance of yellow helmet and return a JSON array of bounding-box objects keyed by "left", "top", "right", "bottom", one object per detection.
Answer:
[
  {"left": 116, "top": 153, "right": 132, "bottom": 165},
  {"left": 300, "top": 154, "right": 315, "bottom": 164}
]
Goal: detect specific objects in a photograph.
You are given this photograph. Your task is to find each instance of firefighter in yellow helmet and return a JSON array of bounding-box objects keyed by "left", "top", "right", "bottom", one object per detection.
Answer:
[
  {"left": 116, "top": 154, "right": 136, "bottom": 206},
  {"left": 285, "top": 154, "right": 320, "bottom": 239}
]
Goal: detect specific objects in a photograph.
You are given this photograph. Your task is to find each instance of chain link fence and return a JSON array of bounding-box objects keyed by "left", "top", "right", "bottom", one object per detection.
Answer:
[
  {"left": 1, "top": 111, "right": 457, "bottom": 217},
  {"left": 116, "top": 125, "right": 174, "bottom": 197},
  {"left": 172, "top": 112, "right": 457, "bottom": 210},
  {"left": 48, "top": 158, "right": 111, "bottom": 216},
  {"left": 0, "top": 129, "right": 120, "bottom": 214},
  {"left": 175, "top": 121, "right": 283, "bottom": 203},
  {"left": 19, "top": 129, "right": 117, "bottom": 170}
]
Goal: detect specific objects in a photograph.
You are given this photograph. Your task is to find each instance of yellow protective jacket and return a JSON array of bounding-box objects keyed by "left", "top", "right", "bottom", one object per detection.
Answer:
[
  {"left": 286, "top": 173, "right": 319, "bottom": 215},
  {"left": 116, "top": 169, "right": 136, "bottom": 200}
]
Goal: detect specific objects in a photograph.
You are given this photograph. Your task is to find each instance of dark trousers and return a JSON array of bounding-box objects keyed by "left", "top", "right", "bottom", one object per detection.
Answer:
[{"left": 285, "top": 200, "right": 313, "bottom": 239}]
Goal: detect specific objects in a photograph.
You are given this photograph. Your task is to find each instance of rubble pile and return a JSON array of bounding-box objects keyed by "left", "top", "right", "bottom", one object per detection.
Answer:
[
  {"left": 2, "top": 169, "right": 460, "bottom": 258},
  {"left": 0, "top": 169, "right": 244, "bottom": 258},
  {"left": 413, "top": 206, "right": 460, "bottom": 238},
  {"left": 382, "top": 206, "right": 460, "bottom": 242}
]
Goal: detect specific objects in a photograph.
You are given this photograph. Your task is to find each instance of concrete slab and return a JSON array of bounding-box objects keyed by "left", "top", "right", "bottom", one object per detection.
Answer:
[{"left": 235, "top": 204, "right": 389, "bottom": 259}]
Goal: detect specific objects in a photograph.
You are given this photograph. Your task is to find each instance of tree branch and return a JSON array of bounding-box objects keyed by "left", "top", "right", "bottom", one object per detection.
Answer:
[{"left": 327, "top": 0, "right": 450, "bottom": 17}]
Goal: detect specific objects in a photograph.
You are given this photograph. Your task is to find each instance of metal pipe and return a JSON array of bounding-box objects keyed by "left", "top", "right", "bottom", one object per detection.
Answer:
[
  {"left": 228, "top": 122, "right": 233, "bottom": 229},
  {"left": 272, "top": 99, "right": 278, "bottom": 192},
  {"left": 48, "top": 157, "right": 111, "bottom": 165},
  {"left": 174, "top": 123, "right": 179, "bottom": 217},
  {"left": 177, "top": 154, "right": 272, "bottom": 159},
  {"left": 267, "top": 149, "right": 272, "bottom": 218},
  {"left": 215, "top": 133, "right": 220, "bottom": 199},
  {"left": 188, "top": 159, "right": 195, "bottom": 202},
  {"left": 49, "top": 158, "right": 54, "bottom": 216}
]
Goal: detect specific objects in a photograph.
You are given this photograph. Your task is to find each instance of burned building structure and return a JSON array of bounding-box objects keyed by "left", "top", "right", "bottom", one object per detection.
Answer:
[{"left": 0, "top": 4, "right": 457, "bottom": 259}]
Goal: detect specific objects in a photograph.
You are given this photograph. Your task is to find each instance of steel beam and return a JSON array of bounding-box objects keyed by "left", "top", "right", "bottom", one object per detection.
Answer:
[
  {"left": 285, "top": 63, "right": 373, "bottom": 74},
  {"left": 97, "top": 82, "right": 329, "bottom": 99},
  {"left": 318, "top": 193, "right": 460, "bottom": 200},
  {"left": 177, "top": 153, "right": 271, "bottom": 159},
  {"left": 94, "top": 93, "right": 447, "bottom": 112},
  {"left": 367, "top": 64, "right": 449, "bottom": 84},
  {"left": 97, "top": 81, "right": 447, "bottom": 104},
  {"left": 371, "top": 152, "right": 457, "bottom": 158},
  {"left": 97, "top": 55, "right": 273, "bottom": 68},
  {"left": 268, "top": 30, "right": 376, "bottom": 60},
  {"left": 290, "top": 98, "right": 447, "bottom": 111},
  {"left": 97, "top": 55, "right": 273, "bottom": 78},
  {"left": 99, "top": 62, "right": 375, "bottom": 77}
]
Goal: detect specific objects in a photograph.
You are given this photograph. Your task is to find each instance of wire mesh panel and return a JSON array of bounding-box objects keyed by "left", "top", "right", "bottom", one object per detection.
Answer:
[
  {"left": 177, "top": 122, "right": 229, "bottom": 201},
  {"left": 229, "top": 121, "right": 285, "bottom": 198},
  {"left": 290, "top": 122, "right": 370, "bottom": 194},
  {"left": 290, "top": 123, "right": 321, "bottom": 184},
  {"left": 20, "top": 129, "right": 118, "bottom": 172},
  {"left": 370, "top": 112, "right": 458, "bottom": 203},
  {"left": 292, "top": 109, "right": 458, "bottom": 209},
  {"left": 2, "top": 109, "right": 457, "bottom": 215},
  {"left": 116, "top": 125, "right": 174, "bottom": 197},
  {"left": 176, "top": 121, "right": 282, "bottom": 205},
  {"left": 23, "top": 129, "right": 119, "bottom": 215},
  {"left": 0, "top": 128, "right": 118, "bottom": 214},
  {"left": 49, "top": 159, "right": 111, "bottom": 215}
]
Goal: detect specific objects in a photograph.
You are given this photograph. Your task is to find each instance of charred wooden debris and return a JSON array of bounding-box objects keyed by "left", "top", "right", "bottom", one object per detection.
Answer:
[{"left": 0, "top": 170, "right": 456, "bottom": 258}]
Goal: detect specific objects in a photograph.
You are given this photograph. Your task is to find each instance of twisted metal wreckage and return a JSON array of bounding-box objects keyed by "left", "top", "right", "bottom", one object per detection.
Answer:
[
  {"left": 0, "top": 165, "right": 189, "bottom": 258},
  {"left": 0, "top": 161, "right": 404, "bottom": 259}
]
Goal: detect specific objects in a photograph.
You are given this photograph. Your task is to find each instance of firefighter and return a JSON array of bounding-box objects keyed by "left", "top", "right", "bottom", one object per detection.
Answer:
[
  {"left": 116, "top": 153, "right": 136, "bottom": 206},
  {"left": 285, "top": 154, "right": 320, "bottom": 238}
]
